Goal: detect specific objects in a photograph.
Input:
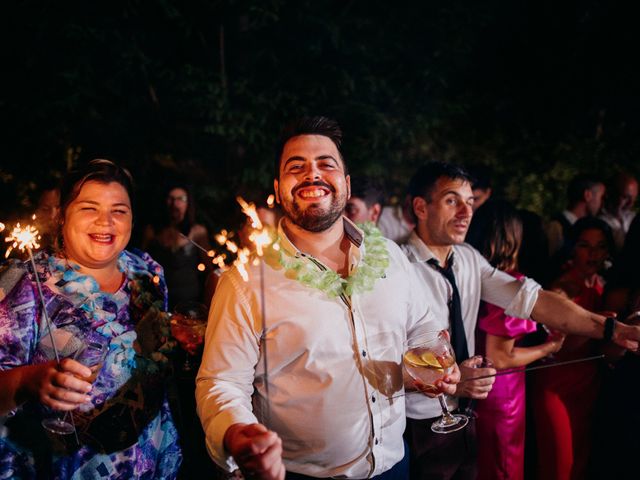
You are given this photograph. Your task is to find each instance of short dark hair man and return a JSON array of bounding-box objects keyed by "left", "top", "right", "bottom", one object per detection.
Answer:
[
  {"left": 344, "top": 175, "right": 385, "bottom": 224},
  {"left": 547, "top": 174, "right": 605, "bottom": 256},
  {"left": 197, "top": 118, "right": 459, "bottom": 480},
  {"left": 402, "top": 161, "right": 640, "bottom": 480}
]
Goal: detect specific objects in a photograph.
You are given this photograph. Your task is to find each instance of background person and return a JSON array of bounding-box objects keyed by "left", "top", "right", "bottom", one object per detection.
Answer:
[
  {"left": 343, "top": 175, "right": 385, "bottom": 225},
  {"left": 599, "top": 172, "right": 638, "bottom": 252},
  {"left": 531, "top": 217, "right": 613, "bottom": 480},
  {"left": 143, "top": 183, "right": 212, "bottom": 309},
  {"left": 34, "top": 180, "right": 62, "bottom": 252},
  {"left": 0, "top": 159, "right": 181, "bottom": 479},
  {"left": 466, "top": 200, "right": 564, "bottom": 480}
]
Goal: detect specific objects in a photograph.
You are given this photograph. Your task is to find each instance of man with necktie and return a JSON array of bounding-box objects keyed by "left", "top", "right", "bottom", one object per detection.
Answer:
[{"left": 401, "top": 161, "right": 638, "bottom": 480}]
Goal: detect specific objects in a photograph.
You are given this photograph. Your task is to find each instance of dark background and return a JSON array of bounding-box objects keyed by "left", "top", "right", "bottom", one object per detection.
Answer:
[{"left": 1, "top": 0, "right": 638, "bottom": 235}]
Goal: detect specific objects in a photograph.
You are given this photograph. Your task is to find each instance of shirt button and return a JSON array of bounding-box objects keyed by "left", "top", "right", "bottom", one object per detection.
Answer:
[
  {"left": 375, "top": 438, "right": 379, "bottom": 445},
  {"left": 362, "top": 350, "right": 367, "bottom": 357}
]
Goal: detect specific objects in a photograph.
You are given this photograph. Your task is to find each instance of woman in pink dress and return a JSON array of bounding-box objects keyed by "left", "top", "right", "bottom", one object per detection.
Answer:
[{"left": 467, "top": 201, "right": 564, "bottom": 480}]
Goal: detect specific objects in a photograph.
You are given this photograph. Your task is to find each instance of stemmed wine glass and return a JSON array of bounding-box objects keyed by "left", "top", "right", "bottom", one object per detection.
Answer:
[
  {"left": 170, "top": 301, "right": 208, "bottom": 371},
  {"left": 41, "top": 340, "right": 109, "bottom": 435},
  {"left": 403, "top": 330, "right": 469, "bottom": 434}
]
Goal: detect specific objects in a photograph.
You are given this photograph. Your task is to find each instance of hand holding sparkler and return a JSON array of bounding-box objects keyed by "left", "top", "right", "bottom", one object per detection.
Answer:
[{"left": 3, "top": 222, "right": 91, "bottom": 436}]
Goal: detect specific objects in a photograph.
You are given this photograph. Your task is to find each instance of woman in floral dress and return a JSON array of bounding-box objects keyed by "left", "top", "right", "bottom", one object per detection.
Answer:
[{"left": 0, "top": 159, "right": 182, "bottom": 479}]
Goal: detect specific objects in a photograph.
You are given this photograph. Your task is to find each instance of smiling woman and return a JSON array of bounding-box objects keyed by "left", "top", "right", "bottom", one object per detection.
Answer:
[{"left": 0, "top": 160, "right": 182, "bottom": 479}]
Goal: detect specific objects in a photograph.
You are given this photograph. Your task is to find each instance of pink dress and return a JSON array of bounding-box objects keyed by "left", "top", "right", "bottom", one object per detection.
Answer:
[{"left": 475, "top": 273, "right": 538, "bottom": 480}]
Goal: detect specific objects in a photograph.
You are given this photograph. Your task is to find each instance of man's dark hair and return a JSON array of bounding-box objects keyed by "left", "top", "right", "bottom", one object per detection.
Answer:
[
  {"left": 567, "top": 174, "right": 601, "bottom": 207},
  {"left": 407, "top": 161, "right": 473, "bottom": 223},
  {"left": 408, "top": 161, "right": 474, "bottom": 202},
  {"left": 350, "top": 175, "right": 385, "bottom": 208},
  {"left": 467, "top": 165, "right": 493, "bottom": 191},
  {"left": 274, "top": 116, "right": 346, "bottom": 177}
]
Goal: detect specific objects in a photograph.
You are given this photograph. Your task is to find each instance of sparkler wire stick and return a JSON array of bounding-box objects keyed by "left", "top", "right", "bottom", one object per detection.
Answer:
[
  {"left": 259, "top": 259, "right": 271, "bottom": 426},
  {"left": 178, "top": 233, "right": 210, "bottom": 255},
  {"left": 460, "top": 354, "right": 605, "bottom": 383},
  {"left": 394, "top": 353, "right": 606, "bottom": 400},
  {"left": 26, "top": 246, "right": 80, "bottom": 443}
]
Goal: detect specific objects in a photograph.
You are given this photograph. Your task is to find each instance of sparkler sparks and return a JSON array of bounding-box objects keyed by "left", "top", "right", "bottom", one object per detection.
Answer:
[
  {"left": 4, "top": 223, "right": 41, "bottom": 258},
  {"left": 237, "top": 196, "right": 263, "bottom": 230}
]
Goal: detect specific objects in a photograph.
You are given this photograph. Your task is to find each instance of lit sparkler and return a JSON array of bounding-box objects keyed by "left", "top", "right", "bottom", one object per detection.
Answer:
[
  {"left": 4, "top": 223, "right": 41, "bottom": 258},
  {"left": 235, "top": 196, "right": 275, "bottom": 426},
  {"left": 4, "top": 221, "right": 79, "bottom": 438}
]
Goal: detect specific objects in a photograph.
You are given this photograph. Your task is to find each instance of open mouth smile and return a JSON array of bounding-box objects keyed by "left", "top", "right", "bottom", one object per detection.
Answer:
[
  {"left": 297, "top": 187, "right": 330, "bottom": 199},
  {"left": 89, "top": 233, "right": 115, "bottom": 244}
]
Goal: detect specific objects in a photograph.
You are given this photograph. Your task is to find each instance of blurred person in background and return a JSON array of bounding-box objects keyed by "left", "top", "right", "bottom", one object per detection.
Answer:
[
  {"left": 531, "top": 217, "right": 614, "bottom": 480},
  {"left": 344, "top": 175, "right": 385, "bottom": 225},
  {"left": 599, "top": 172, "right": 638, "bottom": 252},
  {"left": 467, "top": 201, "right": 564, "bottom": 480},
  {"left": 34, "top": 180, "right": 61, "bottom": 252},
  {"left": 143, "top": 183, "right": 212, "bottom": 309},
  {"left": 546, "top": 174, "right": 606, "bottom": 258}
]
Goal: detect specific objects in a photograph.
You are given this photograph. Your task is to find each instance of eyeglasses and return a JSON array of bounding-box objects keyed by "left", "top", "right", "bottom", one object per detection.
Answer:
[{"left": 167, "top": 195, "right": 188, "bottom": 203}]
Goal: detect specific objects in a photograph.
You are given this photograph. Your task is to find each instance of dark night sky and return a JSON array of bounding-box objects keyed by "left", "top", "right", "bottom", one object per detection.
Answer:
[{"left": 1, "top": 0, "right": 638, "bottom": 225}]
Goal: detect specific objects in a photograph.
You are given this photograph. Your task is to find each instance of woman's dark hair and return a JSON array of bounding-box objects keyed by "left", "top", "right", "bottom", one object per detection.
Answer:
[
  {"left": 466, "top": 200, "right": 523, "bottom": 271},
  {"left": 57, "top": 159, "right": 134, "bottom": 251},
  {"left": 59, "top": 159, "right": 134, "bottom": 220},
  {"left": 567, "top": 217, "right": 615, "bottom": 256}
]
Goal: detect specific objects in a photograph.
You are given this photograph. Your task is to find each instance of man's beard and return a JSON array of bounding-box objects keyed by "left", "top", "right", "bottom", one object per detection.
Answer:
[{"left": 282, "top": 182, "right": 347, "bottom": 232}]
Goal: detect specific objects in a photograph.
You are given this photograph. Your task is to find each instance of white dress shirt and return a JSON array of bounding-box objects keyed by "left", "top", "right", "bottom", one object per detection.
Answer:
[
  {"left": 377, "top": 205, "right": 413, "bottom": 245},
  {"left": 196, "top": 219, "right": 435, "bottom": 478},
  {"left": 599, "top": 208, "right": 637, "bottom": 251},
  {"left": 401, "top": 231, "right": 541, "bottom": 419}
]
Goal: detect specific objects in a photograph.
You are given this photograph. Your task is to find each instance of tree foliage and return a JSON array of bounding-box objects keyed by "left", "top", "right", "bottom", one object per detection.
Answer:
[{"left": 1, "top": 0, "right": 639, "bottom": 229}]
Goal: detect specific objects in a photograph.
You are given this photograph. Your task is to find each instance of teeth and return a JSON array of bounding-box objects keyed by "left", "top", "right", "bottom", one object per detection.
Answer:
[
  {"left": 299, "top": 189, "right": 326, "bottom": 198},
  {"left": 91, "top": 234, "right": 113, "bottom": 242}
]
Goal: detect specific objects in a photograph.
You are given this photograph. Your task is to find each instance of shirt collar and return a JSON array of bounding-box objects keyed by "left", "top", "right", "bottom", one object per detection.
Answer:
[
  {"left": 407, "top": 230, "right": 458, "bottom": 267},
  {"left": 277, "top": 216, "right": 364, "bottom": 270},
  {"left": 562, "top": 210, "right": 578, "bottom": 225},
  {"left": 407, "top": 230, "right": 439, "bottom": 263}
]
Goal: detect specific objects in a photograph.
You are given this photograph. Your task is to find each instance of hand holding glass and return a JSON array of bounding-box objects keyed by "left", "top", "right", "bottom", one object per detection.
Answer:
[
  {"left": 41, "top": 341, "right": 108, "bottom": 435},
  {"left": 171, "top": 301, "right": 208, "bottom": 371},
  {"left": 404, "top": 331, "right": 468, "bottom": 434}
]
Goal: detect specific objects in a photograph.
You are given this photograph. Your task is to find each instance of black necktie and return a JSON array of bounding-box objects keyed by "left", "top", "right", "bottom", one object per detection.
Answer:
[{"left": 427, "top": 255, "right": 469, "bottom": 363}]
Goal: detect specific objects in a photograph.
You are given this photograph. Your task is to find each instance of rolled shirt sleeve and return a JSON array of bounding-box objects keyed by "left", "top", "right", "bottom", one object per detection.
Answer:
[{"left": 477, "top": 252, "right": 541, "bottom": 320}]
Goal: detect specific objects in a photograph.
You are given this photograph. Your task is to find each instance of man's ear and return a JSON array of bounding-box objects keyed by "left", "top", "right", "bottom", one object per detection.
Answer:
[
  {"left": 274, "top": 179, "right": 281, "bottom": 204},
  {"left": 412, "top": 196, "right": 428, "bottom": 221},
  {"left": 370, "top": 203, "right": 382, "bottom": 223},
  {"left": 345, "top": 174, "right": 351, "bottom": 200}
]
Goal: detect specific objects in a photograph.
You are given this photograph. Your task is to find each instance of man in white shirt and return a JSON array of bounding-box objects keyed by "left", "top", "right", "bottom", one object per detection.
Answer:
[
  {"left": 196, "top": 117, "right": 459, "bottom": 480},
  {"left": 546, "top": 174, "right": 605, "bottom": 257},
  {"left": 344, "top": 175, "right": 385, "bottom": 225},
  {"left": 599, "top": 172, "right": 638, "bottom": 251},
  {"left": 402, "top": 161, "right": 640, "bottom": 480}
]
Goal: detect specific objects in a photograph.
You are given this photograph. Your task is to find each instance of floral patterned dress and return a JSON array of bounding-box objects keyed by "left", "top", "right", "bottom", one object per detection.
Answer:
[{"left": 0, "top": 250, "right": 182, "bottom": 479}]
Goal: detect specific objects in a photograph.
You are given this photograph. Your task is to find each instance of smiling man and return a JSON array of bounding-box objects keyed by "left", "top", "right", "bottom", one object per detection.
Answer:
[
  {"left": 196, "top": 117, "right": 459, "bottom": 480},
  {"left": 402, "top": 161, "right": 640, "bottom": 480}
]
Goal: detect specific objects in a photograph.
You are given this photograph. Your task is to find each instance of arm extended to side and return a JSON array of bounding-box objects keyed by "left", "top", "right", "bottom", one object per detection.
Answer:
[{"left": 531, "top": 290, "right": 639, "bottom": 350}]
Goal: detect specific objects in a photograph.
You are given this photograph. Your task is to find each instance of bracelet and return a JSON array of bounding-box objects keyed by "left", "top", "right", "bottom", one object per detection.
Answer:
[{"left": 603, "top": 317, "right": 616, "bottom": 342}]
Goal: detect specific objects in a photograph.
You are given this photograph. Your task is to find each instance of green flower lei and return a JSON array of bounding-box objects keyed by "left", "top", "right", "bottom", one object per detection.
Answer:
[{"left": 277, "top": 222, "right": 390, "bottom": 298}]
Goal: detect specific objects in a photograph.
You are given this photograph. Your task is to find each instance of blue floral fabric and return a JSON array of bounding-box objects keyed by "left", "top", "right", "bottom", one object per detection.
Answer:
[{"left": 0, "top": 250, "right": 182, "bottom": 479}]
